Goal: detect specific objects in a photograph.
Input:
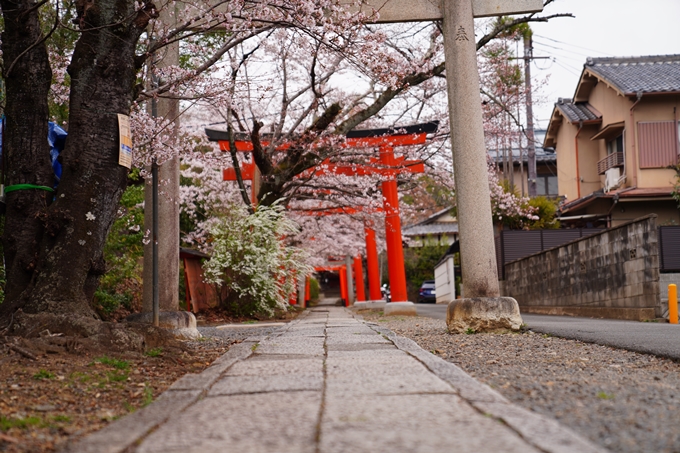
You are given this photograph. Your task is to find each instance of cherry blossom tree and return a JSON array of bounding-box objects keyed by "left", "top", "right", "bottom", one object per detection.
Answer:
[
  {"left": 0, "top": 0, "right": 369, "bottom": 333},
  {"left": 0, "top": 0, "right": 570, "bottom": 334}
]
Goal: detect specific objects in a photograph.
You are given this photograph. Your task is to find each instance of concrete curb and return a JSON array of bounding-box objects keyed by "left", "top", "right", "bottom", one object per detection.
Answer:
[
  {"left": 364, "top": 321, "right": 609, "bottom": 453},
  {"left": 352, "top": 300, "right": 386, "bottom": 310}
]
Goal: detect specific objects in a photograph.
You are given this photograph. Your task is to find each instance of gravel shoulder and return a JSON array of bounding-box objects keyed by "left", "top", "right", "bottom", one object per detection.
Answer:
[{"left": 359, "top": 310, "right": 680, "bottom": 453}]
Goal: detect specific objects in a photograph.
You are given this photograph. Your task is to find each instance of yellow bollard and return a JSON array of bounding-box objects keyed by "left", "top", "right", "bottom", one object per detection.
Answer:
[{"left": 669, "top": 284, "right": 678, "bottom": 324}]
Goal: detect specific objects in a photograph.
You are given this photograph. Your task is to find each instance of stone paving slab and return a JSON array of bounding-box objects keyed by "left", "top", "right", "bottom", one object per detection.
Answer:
[
  {"left": 319, "top": 394, "right": 541, "bottom": 453},
  {"left": 326, "top": 342, "right": 398, "bottom": 352},
  {"left": 63, "top": 306, "right": 608, "bottom": 453},
  {"left": 208, "top": 373, "right": 323, "bottom": 395},
  {"left": 225, "top": 356, "right": 323, "bottom": 376},
  {"left": 137, "top": 391, "right": 321, "bottom": 453}
]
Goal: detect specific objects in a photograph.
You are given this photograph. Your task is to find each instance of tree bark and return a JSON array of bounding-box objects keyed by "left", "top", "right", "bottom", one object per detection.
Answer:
[
  {"left": 0, "top": 0, "right": 54, "bottom": 309},
  {"left": 0, "top": 0, "right": 155, "bottom": 322}
]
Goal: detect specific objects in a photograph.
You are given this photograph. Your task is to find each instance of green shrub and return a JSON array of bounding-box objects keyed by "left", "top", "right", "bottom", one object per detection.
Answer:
[
  {"left": 525, "top": 196, "right": 560, "bottom": 230},
  {"left": 309, "top": 277, "right": 320, "bottom": 301},
  {"left": 202, "top": 203, "right": 312, "bottom": 317},
  {"left": 94, "top": 184, "right": 144, "bottom": 318}
]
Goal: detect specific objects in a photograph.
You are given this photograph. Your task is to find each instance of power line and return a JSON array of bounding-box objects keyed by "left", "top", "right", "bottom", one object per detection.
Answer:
[
  {"left": 533, "top": 34, "right": 612, "bottom": 57},
  {"left": 553, "top": 59, "right": 582, "bottom": 78},
  {"left": 532, "top": 41, "right": 592, "bottom": 63}
]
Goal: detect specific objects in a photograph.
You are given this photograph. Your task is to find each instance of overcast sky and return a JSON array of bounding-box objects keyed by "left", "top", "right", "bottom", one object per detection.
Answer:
[{"left": 526, "top": 0, "right": 680, "bottom": 130}]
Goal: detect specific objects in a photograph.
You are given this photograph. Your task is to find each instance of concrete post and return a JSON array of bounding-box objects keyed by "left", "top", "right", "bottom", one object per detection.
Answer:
[
  {"left": 143, "top": 7, "right": 180, "bottom": 313},
  {"left": 297, "top": 276, "right": 306, "bottom": 308},
  {"left": 345, "top": 255, "right": 355, "bottom": 306},
  {"left": 440, "top": 0, "right": 522, "bottom": 331}
]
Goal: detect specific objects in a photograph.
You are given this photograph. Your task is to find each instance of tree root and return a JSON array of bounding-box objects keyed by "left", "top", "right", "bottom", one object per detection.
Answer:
[
  {"left": 7, "top": 343, "right": 38, "bottom": 360},
  {"left": 4, "top": 311, "right": 181, "bottom": 353}
]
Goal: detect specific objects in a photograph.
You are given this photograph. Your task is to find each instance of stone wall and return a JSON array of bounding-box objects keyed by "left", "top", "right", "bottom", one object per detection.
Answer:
[{"left": 501, "top": 215, "right": 661, "bottom": 321}]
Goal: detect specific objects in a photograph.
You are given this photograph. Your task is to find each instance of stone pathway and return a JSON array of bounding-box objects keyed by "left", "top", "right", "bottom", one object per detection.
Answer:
[{"left": 64, "top": 307, "right": 607, "bottom": 453}]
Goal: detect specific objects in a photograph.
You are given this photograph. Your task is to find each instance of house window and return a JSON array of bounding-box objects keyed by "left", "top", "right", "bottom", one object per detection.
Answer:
[
  {"left": 607, "top": 134, "right": 624, "bottom": 155},
  {"left": 536, "top": 175, "right": 558, "bottom": 196},
  {"left": 638, "top": 121, "right": 678, "bottom": 168}
]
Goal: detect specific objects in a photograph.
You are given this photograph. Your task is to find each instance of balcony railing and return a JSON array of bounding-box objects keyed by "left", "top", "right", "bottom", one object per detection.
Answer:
[{"left": 597, "top": 152, "right": 624, "bottom": 175}]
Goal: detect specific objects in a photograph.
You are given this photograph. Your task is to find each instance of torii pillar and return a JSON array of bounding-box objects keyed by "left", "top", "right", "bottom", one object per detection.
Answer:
[
  {"left": 365, "top": 226, "right": 382, "bottom": 301},
  {"left": 348, "top": 0, "right": 541, "bottom": 328},
  {"left": 439, "top": 0, "right": 528, "bottom": 331},
  {"left": 353, "top": 255, "right": 366, "bottom": 302},
  {"left": 380, "top": 144, "right": 416, "bottom": 316}
]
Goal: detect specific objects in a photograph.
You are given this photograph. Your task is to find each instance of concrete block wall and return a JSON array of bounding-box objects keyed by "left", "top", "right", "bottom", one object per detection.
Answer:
[{"left": 501, "top": 215, "right": 662, "bottom": 321}]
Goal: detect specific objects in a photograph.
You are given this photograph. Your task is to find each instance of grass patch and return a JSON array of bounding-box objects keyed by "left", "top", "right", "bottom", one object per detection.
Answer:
[
  {"left": 33, "top": 369, "right": 55, "bottom": 380},
  {"left": 106, "top": 371, "right": 129, "bottom": 383},
  {"left": 70, "top": 371, "right": 91, "bottom": 383},
  {"left": 0, "top": 416, "right": 43, "bottom": 431},
  {"left": 51, "top": 415, "right": 71, "bottom": 423},
  {"left": 145, "top": 348, "right": 163, "bottom": 358},
  {"left": 123, "top": 401, "right": 136, "bottom": 413},
  {"left": 93, "top": 356, "right": 130, "bottom": 370},
  {"left": 142, "top": 386, "right": 154, "bottom": 407},
  {"left": 597, "top": 392, "right": 615, "bottom": 400},
  {"left": 464, "top": 328, "right": 476, "bottom": 335},
  {"left": 242, "top": 320, "right": 258, "bottom": 325}
]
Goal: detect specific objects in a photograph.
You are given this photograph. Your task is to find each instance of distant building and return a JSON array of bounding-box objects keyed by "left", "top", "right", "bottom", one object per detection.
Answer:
[
  {"left": 488, "top": 130, "right": 559, "bottom": 198},
  {"left": 544, "top": 55, "right": 680, "bottom": 228},
  {"left": 402, "top": 208, "right": 458, "bottom": 247}
]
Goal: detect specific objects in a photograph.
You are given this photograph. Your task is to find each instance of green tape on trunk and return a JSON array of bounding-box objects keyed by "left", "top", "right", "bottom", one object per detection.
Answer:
[{"left": 4, "top": 184, "right": 55, "bottom": 193}]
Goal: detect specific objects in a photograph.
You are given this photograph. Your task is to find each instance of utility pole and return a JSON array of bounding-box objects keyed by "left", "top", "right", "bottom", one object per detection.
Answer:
[{"left": 524, "top": 35, "right": 537, "bottom": 197}]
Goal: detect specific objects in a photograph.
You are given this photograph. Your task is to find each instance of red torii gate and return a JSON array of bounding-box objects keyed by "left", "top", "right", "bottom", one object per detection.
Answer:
[
  {"left": 206, "top": 121, "right": 439, "bottom": 304},
  {"left": 299, "top": 205, "right": 381, "bottom": 304}
]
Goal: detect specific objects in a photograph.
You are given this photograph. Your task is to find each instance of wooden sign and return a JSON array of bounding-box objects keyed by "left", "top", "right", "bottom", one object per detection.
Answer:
[{"left": 347, "top": 0, "right": 543, "bottom": 22}]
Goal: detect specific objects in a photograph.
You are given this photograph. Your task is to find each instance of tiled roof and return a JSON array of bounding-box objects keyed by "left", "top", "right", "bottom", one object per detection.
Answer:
[
  {"left": 403, "top": 223, "right": 459, "bottom": 236},
  {"left": 585, "top": 55, "right": 680, "bottom": 95},
  {"left": 487, "top": 129, "right": 557, "bottom": 163},
  {"left": 554, "top": 99, "right": 601, "bottom": 123}
]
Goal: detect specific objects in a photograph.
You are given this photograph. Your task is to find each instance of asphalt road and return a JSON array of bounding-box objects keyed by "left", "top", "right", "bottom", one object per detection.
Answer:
[{"left": 415, "top": 303, "right": 680, "bottom": 360}]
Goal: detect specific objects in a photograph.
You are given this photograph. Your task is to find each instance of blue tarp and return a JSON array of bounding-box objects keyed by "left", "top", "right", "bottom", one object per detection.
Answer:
[
  {"left": 47, "top": 122, "right": 67, "bottom": 185},
  {"left": 0, "top": 118, "right": 66, "bottom": 188}
]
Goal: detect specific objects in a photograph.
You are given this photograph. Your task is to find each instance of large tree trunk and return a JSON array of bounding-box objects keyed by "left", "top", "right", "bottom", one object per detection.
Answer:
[
  {"left": 0, "top": 0, "right": 154, "bottom": 326},
  {"left": 0, "top": 0, "right": 54, "bottom": 310}
]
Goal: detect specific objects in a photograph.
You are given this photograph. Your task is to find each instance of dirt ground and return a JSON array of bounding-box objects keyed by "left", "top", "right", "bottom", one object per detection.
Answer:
[{"left": 0, "top": 308, "right": 300, "bottom": 453}]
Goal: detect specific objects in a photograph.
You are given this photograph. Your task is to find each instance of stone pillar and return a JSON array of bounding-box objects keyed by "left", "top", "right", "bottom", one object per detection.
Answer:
[
  {"left": 297, "top": 276, "right": 306, "bottom": 308},
  {"left": 345, "top": 255, "right": 355, "bottom": 306},
  {"left": 440, "top": 0, "right": 522, "bottom": 331},
  {"left": 441, "top": 0, "right": 499, "bottom": 298}
]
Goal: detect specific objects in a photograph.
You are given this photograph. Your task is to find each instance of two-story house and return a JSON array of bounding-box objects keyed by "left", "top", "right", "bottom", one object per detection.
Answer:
[
  {"left": 402, "top": 207, "right": 459, "bottom": 247},
  {"left": 544, "top": 55, "right": 680, "bottom": 228}
]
